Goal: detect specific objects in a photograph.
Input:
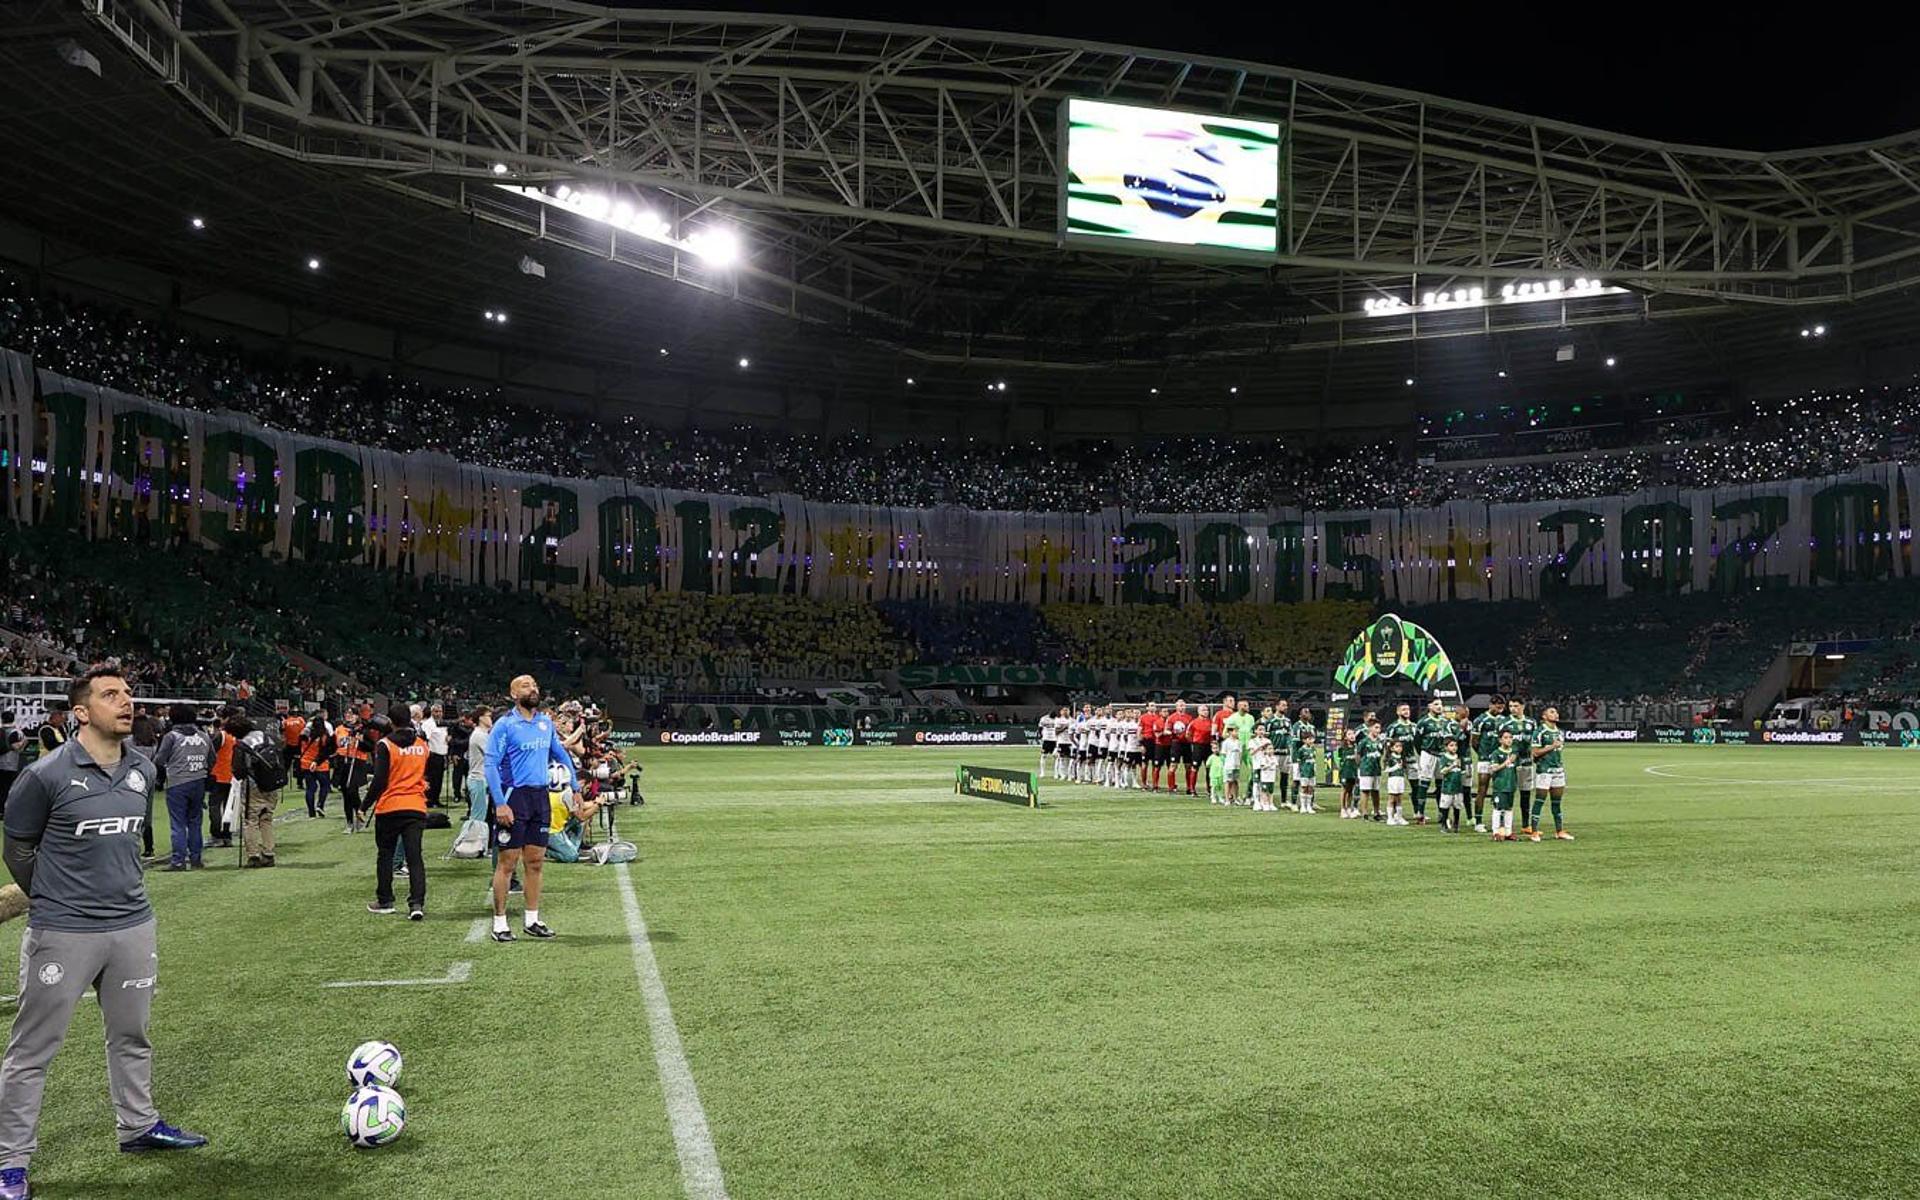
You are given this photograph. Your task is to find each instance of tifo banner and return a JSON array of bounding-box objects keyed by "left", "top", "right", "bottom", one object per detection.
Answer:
[
  {"left": 3, "top": 347, "right": 1914, "bottom": 606},
  {"left": 1332, "top": 613, "right": 1461, "bottom": 696},
  {"left": 955, "top": 764, "right": 1040, "bottom": 807}
]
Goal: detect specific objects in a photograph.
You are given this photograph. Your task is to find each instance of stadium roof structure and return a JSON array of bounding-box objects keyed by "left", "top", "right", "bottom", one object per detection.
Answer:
[{"left": 6, "top": 1, "right": 1920, "bottom": 423}]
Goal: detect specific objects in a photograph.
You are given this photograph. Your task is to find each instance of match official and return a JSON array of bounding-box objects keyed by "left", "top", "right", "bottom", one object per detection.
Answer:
[
  {"left": 482, "top": 676, "right": 578, "bottom": 944},
  {"left": 0, "top": 667, "right": 206, "bottom": 1200}
]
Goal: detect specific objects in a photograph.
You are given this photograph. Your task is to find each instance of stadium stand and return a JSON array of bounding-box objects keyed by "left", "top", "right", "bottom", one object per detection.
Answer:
[
  {"left": 564, "top": 591, "right": 912, "bottom": 678},
  {"left": 0, "top": 524, "right": 584, "bottom": 699},
  {"left": 5, "top": 266, "right": 1917, "bottom": 513}
]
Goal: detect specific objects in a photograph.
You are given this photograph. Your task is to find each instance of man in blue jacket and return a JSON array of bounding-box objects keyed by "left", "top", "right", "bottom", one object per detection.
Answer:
[{"left": 483, "top": 675, "right": 578, "bottom": 944}]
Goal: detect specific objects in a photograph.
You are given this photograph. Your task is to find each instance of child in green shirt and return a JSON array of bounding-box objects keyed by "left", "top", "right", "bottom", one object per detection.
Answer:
[
  {"left": 1488, "top": 731, "right": 1520, "bottom": 840},
  {"left": 1292, "top": 726, "right": 1318, "bottom": 814},
  {"left": 1205, "top": 750, "right": 1225, "bottom": 805},
  {"left": 1437, "top": 739, "right": 1466, "bottom": 833}
]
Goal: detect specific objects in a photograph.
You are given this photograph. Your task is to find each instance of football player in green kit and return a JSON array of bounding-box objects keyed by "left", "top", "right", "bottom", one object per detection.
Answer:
[
  {"left": 1471, "top": 696, "right": 1508, "bottom": 833},
  {"left": 1528, "top": 705, "right": 1574, "bottom": 841},
  {"left": 1290, "top": 702, "right": 1320, "bottom": 806},
  {"left": 1263, "top": 700, "right": 1294, "bottom": 810},
  {"left": 1501, "top": 700, "right": 1538, "bottom": 837},
  {"left": 1384, "top": 703, "right": 1417, "bottom": 826},
  {"left": 1411, "top": 698, "right": 1448, "bottom": 825}
]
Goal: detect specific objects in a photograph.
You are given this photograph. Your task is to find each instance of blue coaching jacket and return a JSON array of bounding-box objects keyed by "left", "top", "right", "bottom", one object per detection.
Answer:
[{"left": 483, "top": 708, "right": 579, "bottom": 807}]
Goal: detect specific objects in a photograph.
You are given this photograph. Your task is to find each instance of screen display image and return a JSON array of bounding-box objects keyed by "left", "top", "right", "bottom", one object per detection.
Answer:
[{"left": 1062, "top": 98, "right": 1281, "bottom": 255}]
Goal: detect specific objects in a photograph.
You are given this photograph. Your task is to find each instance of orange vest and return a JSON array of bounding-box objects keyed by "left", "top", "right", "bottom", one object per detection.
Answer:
[
  {"left": 282, "top": 715, "right": 306, "bottom": 747},
  {"left": 336, "top": 726, "right": 367, "bottom": 762},
  {"left": 298, "top": 737, "right": 331, "bottom": 772},
  {"left": 211, "top": 734, "right": 235, "bottom": 783},
  {"left": 374, "top": 738, "right": 430, "bottom": 815}
]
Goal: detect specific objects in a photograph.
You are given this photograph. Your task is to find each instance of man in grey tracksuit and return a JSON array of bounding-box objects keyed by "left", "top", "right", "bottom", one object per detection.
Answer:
[
  {"left": 0, "top": 667, "right": 206, "bottom": 1200},
  {"left": 150, "top": 705, "right": 212, "bottom": 871}
]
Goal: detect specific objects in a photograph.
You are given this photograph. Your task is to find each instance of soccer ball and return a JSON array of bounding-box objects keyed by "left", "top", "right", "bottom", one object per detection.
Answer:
[
  {"left": 347, "top": 1040, "right": 403, "bottom": 1087},
  {"left": 341, "top": 1084, "right": 406, "bottom": 1148}
]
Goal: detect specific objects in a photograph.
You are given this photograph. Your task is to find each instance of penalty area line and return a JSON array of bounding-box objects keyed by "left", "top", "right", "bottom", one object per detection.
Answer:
[
  {"left": 321, "top": 961, "right": 473, "bottom": 989},
  {"left": 615, "top": 861, "right": 729, "bottom": 1200}
]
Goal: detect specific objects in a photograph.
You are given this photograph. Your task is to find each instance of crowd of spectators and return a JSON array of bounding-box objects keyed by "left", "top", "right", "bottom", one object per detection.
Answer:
[
  {"left": 563, "top": 590, "right": 914, "bottom": 678},
  {"left": 0, "top": 524, "right": 584, "bottom": 698},
  {"left": 5, "top": 266, "right": 1915, "bottom": 514}
]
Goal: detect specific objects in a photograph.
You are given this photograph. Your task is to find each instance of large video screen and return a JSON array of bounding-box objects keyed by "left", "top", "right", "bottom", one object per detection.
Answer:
[{"left": 1061, "top": 98, "right": 1281, "bottom": 256}]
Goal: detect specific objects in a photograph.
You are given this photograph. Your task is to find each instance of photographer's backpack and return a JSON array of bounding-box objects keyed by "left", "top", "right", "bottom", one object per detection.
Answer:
[{"left": 245, "top": 738, "right": 290, "bottom": 792}]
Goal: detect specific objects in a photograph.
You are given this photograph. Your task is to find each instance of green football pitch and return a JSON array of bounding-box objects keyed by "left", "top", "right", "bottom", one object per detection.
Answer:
[{"left": 4, "top": 744, "right": 1916, "bottom": 1199}]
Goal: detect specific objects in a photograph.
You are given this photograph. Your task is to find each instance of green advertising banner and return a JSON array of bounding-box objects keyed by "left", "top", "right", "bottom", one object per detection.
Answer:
[
  {"left": 1332, "top": 613, "right": 1461, "bottom": 697},
  {"left": 955, "top": 764, "right": 1040, "bottom": 807}
]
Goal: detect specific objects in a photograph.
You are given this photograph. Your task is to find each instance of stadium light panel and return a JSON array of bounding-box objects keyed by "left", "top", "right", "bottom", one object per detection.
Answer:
[
  {"left": 306, "top": 257, "right": 321, "bottom": 271},
  {"left": 689, "top": 228, "right": 741, "bottom": 267},
  {"left": 190, "top": 216, "right": 205, "bottom": 230},
  {"left": 1365, "top": 276, "right": 1621, "bottom": 318},
  {"left": 738, "top": 357, "right": 750, "bottom": 369},
  {"left": 1606, "top": 356, "right": 1617, "bottom": 367},
  {"left": 907, "top": 377, "right": 916, "bottom": 386},
  {"left": 500, "top": 184, "right": 744, "bottom": 266},
  {"left": 1814, "top": 324, "right": 1827, "bottom": 336}
]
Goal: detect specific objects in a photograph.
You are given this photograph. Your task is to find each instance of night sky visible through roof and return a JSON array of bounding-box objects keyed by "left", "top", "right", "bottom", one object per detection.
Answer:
[{"left": 657, "top": 1, "right": 1915, "bottom": 151}]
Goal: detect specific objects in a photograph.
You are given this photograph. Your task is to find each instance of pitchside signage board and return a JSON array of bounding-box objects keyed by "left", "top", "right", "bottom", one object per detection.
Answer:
[
  {"left": 1647, "top": 727, "right": 1918, "bottom": 747},
  {"left": 955, "top": 764, "right": 1040, "bottom": 807}
]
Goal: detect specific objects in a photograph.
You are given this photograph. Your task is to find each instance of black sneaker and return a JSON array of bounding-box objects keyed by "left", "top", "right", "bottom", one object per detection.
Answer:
[
  {"left": 490, "top": 928, "right": 516, "bottom": 943},
  {"left": 408, "top": 908, "right": 425, "bottom": 922},
  {"left": 523, "top": 922, "right": 556, "bottom": 939},
  {"left": 120, "top": 1118, "right": 208, "bottom": 1153},
  {"left": 367, "top": 902, "right": 396, "bottom": 915}
]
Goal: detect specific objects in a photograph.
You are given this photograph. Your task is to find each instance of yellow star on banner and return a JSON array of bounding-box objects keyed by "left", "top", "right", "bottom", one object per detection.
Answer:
[
  {"left": 1422, "top": 534, "right": 1493, "bottom": 596},
  {"left": 1016, "top": 538, "right": 1074, "bottom": 585},
  {"left": 821, "top": 525, "right": 875, "bottom": 579},
  {"left": 416, "top": 489, "right": 475, "bottom": 561}
]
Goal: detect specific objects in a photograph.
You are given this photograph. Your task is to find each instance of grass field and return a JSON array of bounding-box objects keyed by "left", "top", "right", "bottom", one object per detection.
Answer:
[{"left": 5, "top": 744, "right": 1917, "bottom": 1199}]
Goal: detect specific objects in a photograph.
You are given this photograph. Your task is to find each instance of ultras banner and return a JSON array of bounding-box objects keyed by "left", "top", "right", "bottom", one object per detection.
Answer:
[{"left": 2, "top": 348, "right": 1912, "bottom": 605}]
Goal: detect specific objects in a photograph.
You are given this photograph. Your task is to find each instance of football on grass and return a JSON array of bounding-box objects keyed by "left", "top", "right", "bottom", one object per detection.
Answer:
[
  {"left": 341, "top": 1084, "right": 406, "bottom": 1148},
  {"left": 347, "top": 1040, "right": 403, "bottom": 1087}
]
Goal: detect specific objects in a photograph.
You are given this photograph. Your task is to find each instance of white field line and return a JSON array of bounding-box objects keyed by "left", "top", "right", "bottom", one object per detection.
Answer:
[
  {"left": 615, "top": 861, "right": 728, "bottom": 1200},
  {"left": 322, "top": 961, "right": 472, "bottom": 989}
]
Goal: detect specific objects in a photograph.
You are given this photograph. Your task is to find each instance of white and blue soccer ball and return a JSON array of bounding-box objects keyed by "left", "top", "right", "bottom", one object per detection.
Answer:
[
  {"left": 347, "top": 1040, "right": 403, "bottom": 1087},
  {"left": 341, "top": 1084, "right": 406, "bottom": 1148}
]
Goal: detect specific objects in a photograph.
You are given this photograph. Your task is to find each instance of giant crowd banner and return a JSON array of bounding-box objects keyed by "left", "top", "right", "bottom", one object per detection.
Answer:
[{"left": 1, "top": 347, "right": 1914, "bottom": 606}]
